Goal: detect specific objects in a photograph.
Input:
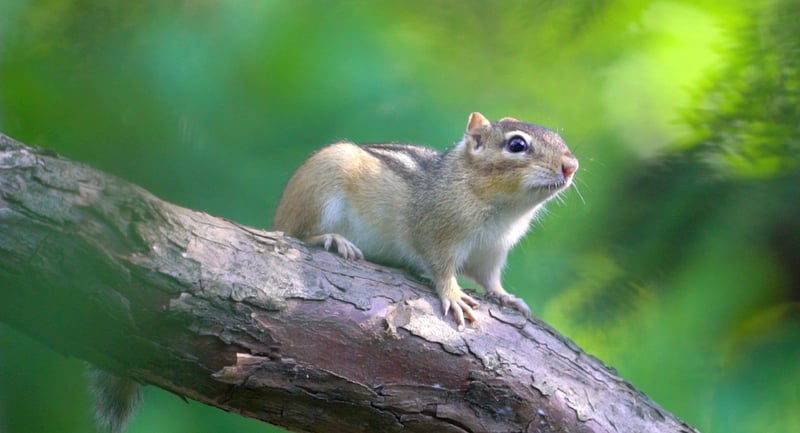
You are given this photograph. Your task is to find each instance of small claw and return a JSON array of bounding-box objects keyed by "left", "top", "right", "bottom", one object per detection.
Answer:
[
  {"left": 337, "top": 238, "right": 362, "bottom": 260},
  {"left": 442, "top": 298, "right": 452, "bottom": 317},
  {"left": 307, "top": 234, "right": 365, "bottom": 260},
  {"left": 461, "top": 293, "right": 480, "bottom": 310},
  {"left": 348, "top": 243, "right": 363, "bottom": 260},
  {"left": 458, "top": 300, "right": 478, "bottom": 322},
  {"left": 452, "top": 304, "right": 466, "bottom": 330},
  {"left": 441, "top": 295, "right": 477, "bottom": 331},
  {"left": 442, "top": 298, "right": 466, "bottom": 330}
]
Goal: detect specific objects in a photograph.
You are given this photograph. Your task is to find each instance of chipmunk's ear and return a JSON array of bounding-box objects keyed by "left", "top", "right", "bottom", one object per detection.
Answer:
[
  {"left": 466, "top": 112, "right": 491, "bottom": 134},
  {"left": 499, "top": 116, "right": 519, "bottom": 122}
]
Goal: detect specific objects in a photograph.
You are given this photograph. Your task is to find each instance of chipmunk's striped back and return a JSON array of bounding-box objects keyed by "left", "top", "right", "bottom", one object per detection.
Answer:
[{"left": 273, "top": 142, "right": 434, "bottom": 270}]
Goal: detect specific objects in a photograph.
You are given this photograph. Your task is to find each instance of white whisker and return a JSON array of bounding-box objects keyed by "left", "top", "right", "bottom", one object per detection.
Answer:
[{"left": 571, "top": 182, "right": 586, "bottom": 205}]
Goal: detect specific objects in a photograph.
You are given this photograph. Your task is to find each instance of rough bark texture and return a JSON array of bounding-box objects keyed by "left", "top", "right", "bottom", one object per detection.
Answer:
[{"left": 0, "top": 132, "right": 698, "bottom": 433}]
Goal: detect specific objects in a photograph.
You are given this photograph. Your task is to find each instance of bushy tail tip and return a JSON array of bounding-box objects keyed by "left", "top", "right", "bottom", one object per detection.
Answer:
[{"left": 86, "top": 366, "right": 143, "bottom": 433}]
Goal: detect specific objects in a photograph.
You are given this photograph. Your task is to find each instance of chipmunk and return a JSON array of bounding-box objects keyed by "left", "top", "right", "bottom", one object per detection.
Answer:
[{"left": 273, "top": 112, "right": 578, "bottom": 329}]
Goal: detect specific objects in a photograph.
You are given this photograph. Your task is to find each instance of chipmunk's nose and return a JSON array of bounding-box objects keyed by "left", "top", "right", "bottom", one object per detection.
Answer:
[{"left": 561, "top": 155, "right": 578, "bottom": 179}]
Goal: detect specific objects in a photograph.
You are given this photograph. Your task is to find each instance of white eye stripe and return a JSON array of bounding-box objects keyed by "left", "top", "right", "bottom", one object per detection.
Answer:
[{"left": 504, "top": 130, "right": 533, "bottom": 144}]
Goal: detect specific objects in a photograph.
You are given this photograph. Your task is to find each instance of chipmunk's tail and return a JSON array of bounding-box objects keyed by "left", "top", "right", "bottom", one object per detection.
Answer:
[{"left": 87, "top": 367, "right": 143, "bottom": 433}]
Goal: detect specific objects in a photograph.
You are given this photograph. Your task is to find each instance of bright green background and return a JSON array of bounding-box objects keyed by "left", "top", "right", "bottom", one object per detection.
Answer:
[{"left": 1, "top": 1, "right": 798, "bottom": 432}]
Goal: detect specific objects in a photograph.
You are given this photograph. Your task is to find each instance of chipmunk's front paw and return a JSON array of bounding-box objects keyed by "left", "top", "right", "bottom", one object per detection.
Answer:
[
  {"left": 322, "top": 234, "right": 364, "bottom": 260},
  {"left": 308, "top": 233, "right": 364, "bottom": 260},
  {"left": 441, "top": 290, "right": 479, "bottom": 331},
  {"left": 493, "top": 293, "right": 531, "bottom": 317}
]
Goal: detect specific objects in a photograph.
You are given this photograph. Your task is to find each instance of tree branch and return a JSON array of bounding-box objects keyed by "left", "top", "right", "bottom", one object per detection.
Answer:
[{"left": 0, "top": 132, "right": 697, "bottom": 433}]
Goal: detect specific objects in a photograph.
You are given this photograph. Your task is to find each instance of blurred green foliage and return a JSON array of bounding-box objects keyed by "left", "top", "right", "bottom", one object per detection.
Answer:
[{"left": 1, "top": 1, "right": 798, "bottom": 432}]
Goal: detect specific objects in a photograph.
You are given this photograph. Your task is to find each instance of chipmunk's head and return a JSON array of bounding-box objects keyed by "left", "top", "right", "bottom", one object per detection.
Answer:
[{"left": 459, "top": 112, "right": 578, "bottom": 207}]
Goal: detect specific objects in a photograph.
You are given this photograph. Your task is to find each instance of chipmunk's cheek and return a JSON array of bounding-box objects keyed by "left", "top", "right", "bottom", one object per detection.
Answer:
[{"left": 521, "top": 172, "right": 550, "bottom": 189}]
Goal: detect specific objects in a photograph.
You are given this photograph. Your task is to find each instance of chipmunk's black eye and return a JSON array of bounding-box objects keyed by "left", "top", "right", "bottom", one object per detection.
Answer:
[{"left": 506, "top": 135, "right": 529, "bottom": 153}]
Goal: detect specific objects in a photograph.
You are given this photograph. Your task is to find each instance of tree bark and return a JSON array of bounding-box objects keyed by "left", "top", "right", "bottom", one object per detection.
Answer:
[{"left": 0, "top": 132, "right": 698, "bottom": 433}]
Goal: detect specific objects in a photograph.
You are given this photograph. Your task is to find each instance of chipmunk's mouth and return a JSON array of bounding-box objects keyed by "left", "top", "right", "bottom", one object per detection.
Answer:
[
  {"left": 534, "top": 179, "right": 570, "bottom": 191},
  {"left": 524, "top": 172, "right": 574, "bottom": 193}
]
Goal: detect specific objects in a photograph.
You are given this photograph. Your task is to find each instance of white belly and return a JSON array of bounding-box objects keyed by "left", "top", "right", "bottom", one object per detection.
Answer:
[{"left": 320, "top": 193, "right": 425, "bottom": 271}]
